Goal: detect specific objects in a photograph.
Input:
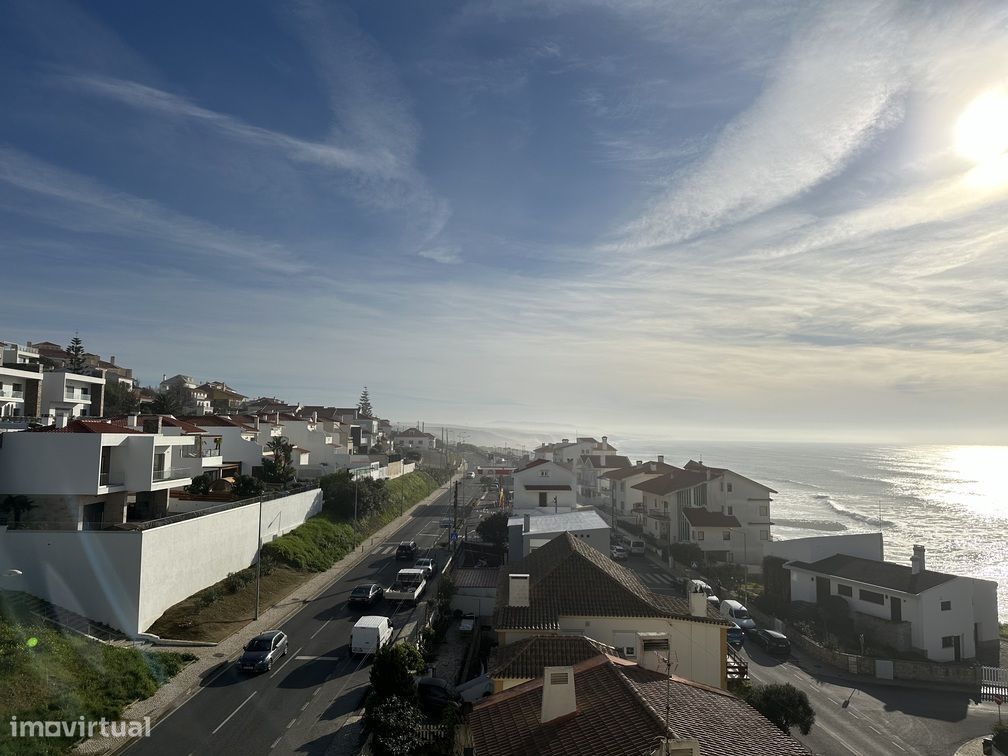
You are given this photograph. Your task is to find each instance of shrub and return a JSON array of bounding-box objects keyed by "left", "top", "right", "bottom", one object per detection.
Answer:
[
  {"left": 232, "top": 474, "right": 264, "bottom": 499},
  {"left": 186, "top": 474, "right": 212, "bottom": 496},
  {"left": 261, "top": 517, "right": 358, "bottom": 572}
]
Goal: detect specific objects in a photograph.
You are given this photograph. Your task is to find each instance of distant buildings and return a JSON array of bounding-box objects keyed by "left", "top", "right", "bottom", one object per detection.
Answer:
[{"left": 391, "top": 426, "right": 437, "bottom": 451}]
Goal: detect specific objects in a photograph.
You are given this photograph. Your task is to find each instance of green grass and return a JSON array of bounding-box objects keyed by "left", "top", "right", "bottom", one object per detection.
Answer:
[
  {"left": 0, "top": 615, "right": 194, "bottom": 756},
  {"left": 1000, "top": 622, "right": 1007, "bottom": 641}
]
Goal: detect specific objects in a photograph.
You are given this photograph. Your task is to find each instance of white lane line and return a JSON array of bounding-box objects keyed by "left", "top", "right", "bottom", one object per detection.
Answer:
[
  {"left": 825, "top": 695, "right": 841, "bottom": 706},
  {"left": 270, "top": 736, "right": 282, "bottom": 750},
  {"left": 310, "top": 619, "right": 332, "bottom": 640},
  {"left": 312, "top": 687, "right": 321, "bottom": 697},
  {"left": 301, "top": 702, "right": 310, "bottom": 712},
  {"left": 295, "top": 655, "right": 343, "bottom": 661},
  {"left": 211, "top": 692, "right": 256, "bottom": 735},
  {"left": 269, "top": 647, "right": 301, "bottom": 679},
  {"left": 287, "top": 718, "right": 297, "bottom": 729},
  {"left": 867, "top": 725, "right": 883, "bottom": 735},
  {"left": 813, "top": 721, "right": 861, "bottom": 756},
  {"left": 891, "top": 740, "right": 906, "bottom": 751}
]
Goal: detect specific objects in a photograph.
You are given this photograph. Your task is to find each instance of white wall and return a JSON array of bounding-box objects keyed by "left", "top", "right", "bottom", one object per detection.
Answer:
[
  {"left": 0, "top": 488, "right": 323, "bottom": 636},
  {"left": 0, "top": 432, "right": 101, "bottom": 494},
  {"left": 513, "top": 461, "right": 576, "bottom": 511},
  {"left": 765, "top": 533, "right": 884, "bottom": 564}
]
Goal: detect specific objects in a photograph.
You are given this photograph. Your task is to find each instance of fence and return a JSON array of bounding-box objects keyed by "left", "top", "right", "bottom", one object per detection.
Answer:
[
  {"left": 136, "top": 484, "right": 318, "bottom": 529},
  {"left": 982, "top": 665, "right": 1008, "bottom": 701}
]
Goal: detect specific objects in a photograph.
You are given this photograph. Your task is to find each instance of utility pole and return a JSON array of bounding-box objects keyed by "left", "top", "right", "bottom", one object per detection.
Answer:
[
  {"left": 255, "top": 493, "right": 263, "bottom": 620},
  {"left": 453, "top": 480, "right": 459, "bottom": 531}
]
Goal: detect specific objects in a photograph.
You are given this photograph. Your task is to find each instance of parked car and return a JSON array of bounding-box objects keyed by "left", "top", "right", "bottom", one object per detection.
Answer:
[
  {"left": 467, "top": 471, "right": 476, "bottom": 479},
  {"left": 439, "top": 517, "right": 453, "bottom": 529},
  {"left": 239, "top": 630, "right": 288, "bottom": 673},
  {"left": 726, "top": 621, "right": 745, "bottom": 648},
  {"left": 719, "top": 599, "right": 756, "bottom": 630},
  {"left": 396, "top": 541, "right": 419, "bottom": 560},
  {"left": 351, "top": 616, "right": 394, "bottom": 656},
  {"left": 414, "top": 557, "right": 437, "bottom": 578},
  {"left": 610, "top": 545, "right": 628, "bottom": 561},
  {"left": 459, "top": 612, "right": 476, "bottom": 635},
  {"left": 751, "top": 628, "right": 791, "bottom": 657},
  {"left": 348, "top": 583, "right": 384, "bottom": 608},
  {"left": 416, "top": 677, "right": 463, "bottom": 717},
  {"left": 706, "top": 595, "right": 721, "bottom": 610},
  {"left": 628, "top": 540, "right": 646, "bottom": 555}
]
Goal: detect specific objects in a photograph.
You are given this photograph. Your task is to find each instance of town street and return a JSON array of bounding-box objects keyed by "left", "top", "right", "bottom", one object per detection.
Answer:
[{"left": 629, "top": 556, "right": 1000, "bottom": 756}]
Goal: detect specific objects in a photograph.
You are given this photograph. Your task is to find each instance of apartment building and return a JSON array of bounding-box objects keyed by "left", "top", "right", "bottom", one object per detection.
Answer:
[{"left": 512, "top": 459, "right": 577, "bottom": 513}]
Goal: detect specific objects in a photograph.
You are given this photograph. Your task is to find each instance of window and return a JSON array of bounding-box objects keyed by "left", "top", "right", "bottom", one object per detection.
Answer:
[
  {"left": 759, "top": 504, "right": 769, "bottom": 516},
  {"left": 859, "top": 589, "right": 885, "bottom": 605},
  {"left": 723, "top": 530, "right": 731, "bottom": 541},
  {"left": 624, "top": 646, "right": 636, "bottom": 657},
  {"left": 837, "top": 584, "right": 853, "bottom": 597},
  {"left": 727, "top": 505, "right": 733, "bottom": 515},
  {"left": 695, "top": 530, "right": 704, "bottom": 541},
  {"left": 940, "top": 600, "right": 951, "bottom": 611},
  {"left": 760, "top": 529, "right": 769, "bottom": 540},
  {"left": 727, "top": 482, "right": 733, "bottom": 493},
  {"left": 941, "top": 636, "right": 955, "bottom": 648}
]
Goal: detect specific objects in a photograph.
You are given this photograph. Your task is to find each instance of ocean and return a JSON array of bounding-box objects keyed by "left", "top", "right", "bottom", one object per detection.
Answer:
[{"left": 605, "top": 440, "right": 1008, "bottom": 622}]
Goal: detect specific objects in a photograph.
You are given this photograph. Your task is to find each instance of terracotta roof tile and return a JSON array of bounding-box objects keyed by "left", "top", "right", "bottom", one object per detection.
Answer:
[
  {"left": 785, "top": 553, "right": 958, "bottom": 594},
  {"left": 682, "top": 508, "right": 741, "bottom": 528},
  {"left": 601, "top": 461, "right": 681, "bottom": 481},
  {"left": 583, "top": 454, "right": 632, "bottom": 469},
  {"left": 631, "top": 469, "right": 709, "bottom": 495},
  {"left": 489, "top": 636, "right": 617, "bottom": 681}
]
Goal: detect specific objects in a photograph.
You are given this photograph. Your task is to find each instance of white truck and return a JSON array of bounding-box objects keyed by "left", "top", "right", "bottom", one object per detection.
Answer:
[{"left": 386, "top": 568, "right": 427, "bottom": 604}]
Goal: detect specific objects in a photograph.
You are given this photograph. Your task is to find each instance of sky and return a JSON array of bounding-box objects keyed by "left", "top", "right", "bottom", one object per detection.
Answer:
[{"left": 1, "top": 0, "right": 1007, "bottom": 444}]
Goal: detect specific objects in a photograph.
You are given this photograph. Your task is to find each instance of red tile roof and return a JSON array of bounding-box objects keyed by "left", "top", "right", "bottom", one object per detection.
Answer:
[
  {"left": 582, "top": 454, "right": 632, "bottom": 469},
  {"left": 683, "top": 460, "right": 778, "bottom": 494},
  {"left": 516, "top": 458, "right": 550, "bottom": 472},
  {"left": 601, "top": 461, "right": 681, "bottom": 481},
  {"left": 470, "top": 654, "right": 812, "bottom": 756},
  {"left": 682, "top": 508, "right": 741, "bottom": 528},
  {"left": 494, "top": 532, "right": 726, "bottom": 632},
  {"left": 178, "top": 415, "right": 245, "bottom": 428},
  {"left": 489, "top": 636, "right": 618, "bottom": 681},
  {"left": 159, "top": 417, "right": 211, "bottom": 434},
  {"left": 631, "top": 469, "right": 709, "bottom": 495},
  {"left": 30, "top": 419, "right": 141, "bottom": 434}
]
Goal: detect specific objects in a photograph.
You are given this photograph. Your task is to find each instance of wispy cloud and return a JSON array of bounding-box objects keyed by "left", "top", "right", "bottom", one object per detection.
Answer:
[{"left": 0, "top": 147, "right": 304, "bottom": 274}]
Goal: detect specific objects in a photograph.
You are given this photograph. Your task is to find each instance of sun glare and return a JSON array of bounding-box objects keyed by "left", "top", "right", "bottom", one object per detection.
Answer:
[{"left": 955, "top": 89, "right": 1008, "bottom": 164}]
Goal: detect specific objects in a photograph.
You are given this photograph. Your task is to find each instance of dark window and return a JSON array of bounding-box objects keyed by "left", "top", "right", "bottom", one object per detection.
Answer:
[
  {"left": 722, "top": 530, "right": 731, "bottom": 541},
  {"left": 859, "top": 589, "right": 885, "bottom": 605},
  {"left": 837, "top": 584, "right": 852, "bottom": 597},
  {"left": 941, "top": 635, "right": 955, "bottom": 648},
  {"left": 940, "top": 600, "right": 951, "bottom": 611},
  {"left": 727, "top": 482, "right": 733, "bottom": 493}
]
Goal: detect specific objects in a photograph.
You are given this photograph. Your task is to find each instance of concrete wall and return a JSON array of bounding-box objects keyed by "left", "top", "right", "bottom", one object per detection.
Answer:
[
  {"left": 0, "top": 432, "right": 101, "bottom": 494},
  {"left": 0, "top": 488, "right": 323, "bottom": 636},
  {"left": 765, "top": 533, "right": 884, "bottom": 563}
]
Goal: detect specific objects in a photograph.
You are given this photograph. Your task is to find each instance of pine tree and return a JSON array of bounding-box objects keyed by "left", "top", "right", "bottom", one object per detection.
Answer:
[
  {"left": 358, "top": 386, "right": 374, "bottom": 417},
  {"left": 65, "top": 333, "right": 86, "bottom": 373}
]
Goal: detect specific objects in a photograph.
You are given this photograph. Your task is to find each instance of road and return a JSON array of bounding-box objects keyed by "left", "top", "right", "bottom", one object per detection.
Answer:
[
  {"left": 126, "top": 475, "right": 466, "bottom": 756},
  {"left": 625, "top": 554, "right": 999, "bottom": 756}
]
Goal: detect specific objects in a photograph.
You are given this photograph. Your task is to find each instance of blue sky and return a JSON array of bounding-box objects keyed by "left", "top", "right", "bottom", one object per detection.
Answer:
[{"left": 1, "top": 0, "right": 1007, "bottom": 443}]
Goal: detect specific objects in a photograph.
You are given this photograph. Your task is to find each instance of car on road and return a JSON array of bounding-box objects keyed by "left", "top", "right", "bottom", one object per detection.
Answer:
[
  {"left": 416, "top": 677, "right": 463, "bottom": 717},
  {"left": 459, "top": 612, "right": 476, "bottom": 635},
  {"left": 396, "top": 541, "right": 419, "bottom": 560},
  {"left": 414, "top": 557, "right": 437, "bottom": 578},
  {"left": 726, "top": 621, "right": 745, "bottom": 648},
  {"left": 439, "top": 517, "right": 453, "bottom": 529},
  {"left": 706, "top": 595, "right": 721, "bottom": 610},
  {"left": 719, "top": 599, "right": 756, "bottom": 630},
  {"left": 239, "top": 630, "right": 288, "bottom": 673},
  {"left": 351, "top": 616, "right": 394, "bottom": 656},
  {"left": 610, "top": 544, "right": 628, "bottom": 560},
  {"left": 467, "top": 471, "right": 475, "bottom": 479},
  {"left": 750, "top": 628, "right": 791, "bottom": 657},
  {"left": 348, "top": 583, "right": 384, "bottom": 608},
  {"left": 628, "top": 539, "right": 646, "bottom": 555}
]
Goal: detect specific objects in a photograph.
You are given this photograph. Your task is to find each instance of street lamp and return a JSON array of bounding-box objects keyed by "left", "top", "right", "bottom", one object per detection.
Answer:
[{"left": 255, "top": 493, "right": 263, "bottom": 620}]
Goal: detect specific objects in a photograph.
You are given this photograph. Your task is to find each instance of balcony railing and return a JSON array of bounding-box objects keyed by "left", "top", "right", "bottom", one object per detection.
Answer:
[
  {"left": 152, "top": 468, "right": 182, "bottom": 481},
  {"left": 98, "top": 472, "right": 125, "bottom": 486},
  {"left": 64, "top": 391, "right": 91, "bottom": 402},
  {"left": 0, "top": 389, "right": 24, "bottom": 399}
]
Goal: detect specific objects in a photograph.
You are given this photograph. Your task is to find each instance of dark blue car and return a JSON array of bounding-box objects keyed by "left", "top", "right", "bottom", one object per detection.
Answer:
[{"left": 726, "top": 621, "right": 745, "bottom": 648}]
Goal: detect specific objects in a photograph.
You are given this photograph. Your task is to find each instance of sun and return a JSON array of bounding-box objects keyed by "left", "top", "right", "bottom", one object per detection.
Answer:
[{"left": 955, "top": 89, "right": 1008, "bottom": 164}]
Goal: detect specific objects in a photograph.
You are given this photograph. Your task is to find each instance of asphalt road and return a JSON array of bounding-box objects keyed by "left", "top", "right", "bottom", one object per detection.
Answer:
[
  {"left": 126, "top": 478, "right": 462, "bottom": 756},
  {"left": 626, "top": 553, "right": 999, "bottom": 756}
]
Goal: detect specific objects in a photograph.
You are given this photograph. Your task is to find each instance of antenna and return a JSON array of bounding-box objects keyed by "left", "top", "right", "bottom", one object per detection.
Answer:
[{"left": 656, "top": 648, "right": 679, "bottom": 736}]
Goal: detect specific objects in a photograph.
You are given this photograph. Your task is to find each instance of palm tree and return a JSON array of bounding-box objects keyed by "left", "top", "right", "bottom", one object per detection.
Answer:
[
  {"left": 1, "top": 495, "right": 36, "bottom": 525},
  {"left": 149, "top": 389, "right": 183, "bottom": 415}
]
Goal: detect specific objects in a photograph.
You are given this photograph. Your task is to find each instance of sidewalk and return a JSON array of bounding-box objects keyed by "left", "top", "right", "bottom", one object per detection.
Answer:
[{"left": 77, "top": 476, "right": 458, "bottom": 756}]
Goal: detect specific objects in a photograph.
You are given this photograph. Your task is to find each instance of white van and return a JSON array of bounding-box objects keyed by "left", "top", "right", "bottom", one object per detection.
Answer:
[
  {"left": 628, "top": 540, "right": 646, "bottom": 555},
  {"left": 351, "top": 615, "right": 394, "bottom": 655},
  {"left": 719, "top": 599, "right": 755, "bottom": 630}
]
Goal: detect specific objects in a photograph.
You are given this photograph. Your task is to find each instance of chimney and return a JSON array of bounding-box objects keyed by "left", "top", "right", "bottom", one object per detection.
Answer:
[
  {"left": 523, "top": 513, "right": 530, "bottom": 533},
  {"left": 636, "top": 460, "right": 643, "bottom": 466},
  {"left": 127, "top": 413, "right": 138, "bottom": 428},
  {"left": 602, "top": 435, "right": 608, "bottom": 445},
  {"left": 312, "top": 411, "right": 317, "bottom": 423},
  {"left": 689, "top": 585, "right": 708, "bottom": 617},
  {"left": 562, "top": 438, "right": 569, "bottom": 444},
  {"left": 275, "top": 411, "right": 280, "bottom": 425},
  {"left": 637, "top": 633, "right": 670, "bottom": 674},
  {"left": 911, "top": 545, "right": 925, "bottom": 575},
  {"left": 657, "top": 455, "right": 664, "bottom": 465},
  {"left": 109, "top": 355, "right": 115, "bottom": 365},
  {"left": 508, "top": 574, "right": 530, "bottom": 607},
  {"left": 254, "top": 416, "right": 261, "bottom": 430},
  {"left": 540, "top": 666, "right": 576, "bottom": 723}
]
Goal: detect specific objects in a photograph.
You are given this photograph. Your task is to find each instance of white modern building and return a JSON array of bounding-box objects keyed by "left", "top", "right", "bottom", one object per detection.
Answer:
[
  {"left": 785, "top": 546, "right": 1000, "bottom": 663},
  {"left": 181, "top": 415, "right": 264, "bottom": 476},
  {"left": 159, "top": 374, "right": 212, "bottom": 415},
  {"left": 0, "top": 418, "right": 194, "bottom": 530},
  {"left": 507, "top": 510, "right": 610, "bottom": 559},
  {"left": 393, "top": 427, "right": 437, "bottom": 450},
  {"left": 40, "top": 368, "right": 106, "bottom": 421},
  {"left": 512, "top": 459, "right": 577, "bottom": 513}
]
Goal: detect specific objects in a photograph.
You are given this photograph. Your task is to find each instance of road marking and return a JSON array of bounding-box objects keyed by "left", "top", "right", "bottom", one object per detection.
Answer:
[
  {"left": 301, "top": 702, "right": 310, "bottom": 712},
  {"left": 270, "top": 736, "right": 282, "bottom": 750},
  {"left": 813, "top": 721, "right": 862, "bottom": 756},
  {"left": 310, "top": 619, "right": 331, "bottom": 639},
  {"left": 825, "top": 695, "right": 841, "bottom": 706},
  {"left": 891, "top": 741, "right": 906, "bottom": 751},
  {"left": 269, "top": 647, "right": 301, "bottom": 679},
  {"left": 312, "top": 687, "right": 321, "bottom": 697},
  {"left": 867, "top": 725, "right": 883, "bottom": 735},
  {"left": 295, "top": 655, "right": 344, "bottom": 661},
  {"left": 211, "top": 692, "right": 256, "bottom": 735},
  {"left": 287, "top": 718, "right": 297, "bottom": 729}
]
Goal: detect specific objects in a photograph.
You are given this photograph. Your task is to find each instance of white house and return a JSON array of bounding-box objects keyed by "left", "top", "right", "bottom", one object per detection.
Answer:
[
  {"left": 681, "top": 508, "right": 743, "bottom": 563},
  {"left": 507, "top": 510, "right": 610, "bottom": 559},
  {"left": 156, "top": 416, "right": 226, "bottom": 481},
  {"left": 0, "top": 358, "right": 43, "bottom": 419},
  {"left": 547, "top": 436, "right": 618, "bottom": 467},
  {"left": 494, "top": 532, "right": 730, "bottom": 690},
  {"left": 603, "top": 458, "right": 679, "bottom": 520},
  {"left": 575, "top": 452, "right": 631, "bottom": 507},
  {"left": 512, "top": 459, "right": 577, "bottom": 513},
  {"left": 159, "top": 374, "right": 212, "bottom": 415},
  {"left": 181, "top": 415, "right": 263, "bottom": 477},
  {"left": 785, "top": 546, "right": 1000, "bottom": 663},
  {"left": 40, "top": 369, "right": 106, "bottom": 421},
  {"left": 0, "top": 418, "right": 194, "bottom": 530},
  {"left": 392, "top": 427, "right": 437, "bottom": 450}
]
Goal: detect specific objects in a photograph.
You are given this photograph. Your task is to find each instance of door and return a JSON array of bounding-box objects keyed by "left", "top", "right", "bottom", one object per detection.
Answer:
[
  {"left": 815, "top": 576, "right": 831, "bottom": 604},
  {"left": 890, "top": 596, "right": 902, "bottom": 622},
  {"left": 82, "top": 502, "right": 105, "bottom": 530},
  {"left": 538, "top": 491, "right": 547, "bottom": 507},
  {"left": 953, "top": 635, "right": 961, "bottom": 661}
]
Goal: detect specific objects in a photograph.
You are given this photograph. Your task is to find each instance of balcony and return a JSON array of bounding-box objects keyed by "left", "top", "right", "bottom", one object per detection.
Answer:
[
  {"left": 64, "top": 390, "right": 91, "bottom": 402},
  {"left": 98, "top": 471, "right": 125, "bottom": 487},
  {"left": 152, "top": 467, "right": 183, "bottom": 482},
  {"left": 0, "top": 389, "right": 24, "bottom": 399},
  {"left": 182, "top": 436, "right": 223, "bottom": 459}
]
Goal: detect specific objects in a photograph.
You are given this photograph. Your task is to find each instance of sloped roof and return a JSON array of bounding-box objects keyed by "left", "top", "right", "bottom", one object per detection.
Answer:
[
  {"left": 601, "top": 461, "right": 681, "bottom": 481},
  {"left": 179, "top": 415, "right": 245, "bottom": 428},
  {"left": 684, "top": 460, "right": 778, "bottom": 494},
  {"left": 682, "top": 508, "right": 741, "bottom": 528},
  {"left": 30, "top": 419, "right": 140, "bottom": 434},
  {"left": 489, "top": 635, "right": 617, "bottom": 681},
  {"left": 785, "top": 553, "right": 957, "bottom": 595},
  {"left": 583, "top": 454, "right": 632, "bottom": 469},
  {"left": 470, "top": 654, "right": 812, "bottom": 756},
  {"left": 494, "top": 532, "right": 726, "bottom": 631},
  {"left": 159, "top": 417, "right": 212, "bottom": 434},
  {"left": 516, "top": 458, "right": 550, "bottom": 473},
  {"left": 631, "top": 469, "right": 709, "bottom": 495},
  {"left": 394, "top": 427, "right": 435, "bottom": 438}
]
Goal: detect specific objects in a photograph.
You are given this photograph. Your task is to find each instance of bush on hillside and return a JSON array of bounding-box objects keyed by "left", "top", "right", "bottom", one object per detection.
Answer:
[{"left": 261, "top": 517, "right": 358, "bottom": 572}]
